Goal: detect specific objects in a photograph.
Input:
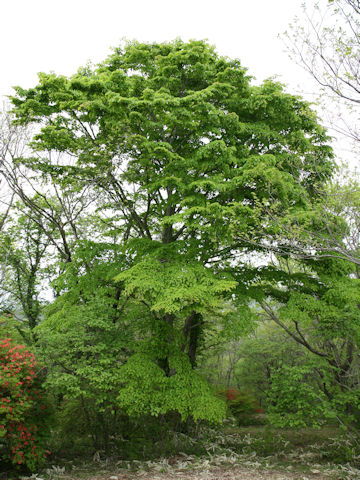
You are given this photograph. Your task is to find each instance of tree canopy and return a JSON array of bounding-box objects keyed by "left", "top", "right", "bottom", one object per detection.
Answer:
[{"left": 5, "top": 39, "right": 336, "bottom": 423}]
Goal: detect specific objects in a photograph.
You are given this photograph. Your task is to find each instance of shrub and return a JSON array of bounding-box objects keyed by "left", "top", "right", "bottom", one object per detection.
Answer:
[
  {"left": 0, "top": 337, "right": 50, "bottom": 471},
  {"left": 223, "top": 388, "right": 263, "bottom": 426}
]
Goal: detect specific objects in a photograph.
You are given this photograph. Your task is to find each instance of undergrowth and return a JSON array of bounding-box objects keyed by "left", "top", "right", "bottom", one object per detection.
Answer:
[{"left": 3, "top": 420, "right": 360, "bottom": 480}]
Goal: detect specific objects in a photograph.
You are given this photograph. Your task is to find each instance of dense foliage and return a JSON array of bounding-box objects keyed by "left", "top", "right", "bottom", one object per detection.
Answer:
[{"left": 1, "top": 36, "right": 360, "bottom": 471}]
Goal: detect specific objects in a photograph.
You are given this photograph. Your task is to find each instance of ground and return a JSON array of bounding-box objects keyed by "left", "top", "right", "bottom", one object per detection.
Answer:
[
  {"left": 3, "top": 426, "right": 360, "bottom": 480},
  {"left": 67, "top": 468, "right": 327, "bottom": 480},
  {"left": 38, "top": 453, "right": 360, "bottom": 480},
  {"left": 36, "top": 464, "right": 356, "bottom": 480}
]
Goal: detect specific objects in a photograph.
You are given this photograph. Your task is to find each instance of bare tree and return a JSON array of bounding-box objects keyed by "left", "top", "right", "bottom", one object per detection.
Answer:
[
  {"left": 0, "top": 106, "right": 30, "bottom": 292},
  {"left": 0, "top": 105, "right": 98, "bottom": 266},
  {"left": 284, "top": 0, "right": 360, "bottom": 146}
]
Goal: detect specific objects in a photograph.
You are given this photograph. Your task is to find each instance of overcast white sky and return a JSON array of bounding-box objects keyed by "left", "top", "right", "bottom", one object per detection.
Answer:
[
  {"left": 1, "top": 0, "right": 310, "bottom": 97},
  {"left": 0, "top": 0, "right": 356, "bottom": 165}
]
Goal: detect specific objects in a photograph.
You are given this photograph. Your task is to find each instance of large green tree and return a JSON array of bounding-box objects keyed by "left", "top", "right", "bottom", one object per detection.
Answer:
[{"left": 10, "top": 40, "right": 334, "bottom": 422}]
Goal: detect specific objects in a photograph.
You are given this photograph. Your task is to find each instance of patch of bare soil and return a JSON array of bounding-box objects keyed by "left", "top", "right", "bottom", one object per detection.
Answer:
[{"left": 50, "top": 463, "right": 349, "bottom": 480}]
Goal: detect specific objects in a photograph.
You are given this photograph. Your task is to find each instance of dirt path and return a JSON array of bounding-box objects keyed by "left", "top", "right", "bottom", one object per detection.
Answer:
[
  {"left": 62, "top": 466, "right": 340, "bottom": 480},
  {"left": 104, "top": 468, "right": 324, "bottom": 479}
]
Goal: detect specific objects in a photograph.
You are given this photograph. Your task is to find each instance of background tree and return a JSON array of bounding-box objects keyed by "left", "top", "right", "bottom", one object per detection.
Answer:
[
  {"left": 249, "top": 254, "right": 360, "bottom": 435},
  {"left": 231, "top": 0, "right": 360, "bottom": 287},
  {"left": 284, "top": 0, "right": 360, "bottom": 145},
  {"left": 0, "top": 107, "right": 29, "bottom": 294},
  {"left": 228, "top": 322, "right": 307, "bottom": 406},
  {"left": 0, "top": 208, "right": 50, "bottom": 340},
  {"left": 218, "top": 1, "right": 360, "bottom": 435}
]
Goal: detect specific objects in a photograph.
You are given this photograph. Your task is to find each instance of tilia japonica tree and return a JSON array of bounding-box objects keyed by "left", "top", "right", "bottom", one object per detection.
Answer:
[{"left": 9, "top": 40, "right": 333, "bottom": 423}]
